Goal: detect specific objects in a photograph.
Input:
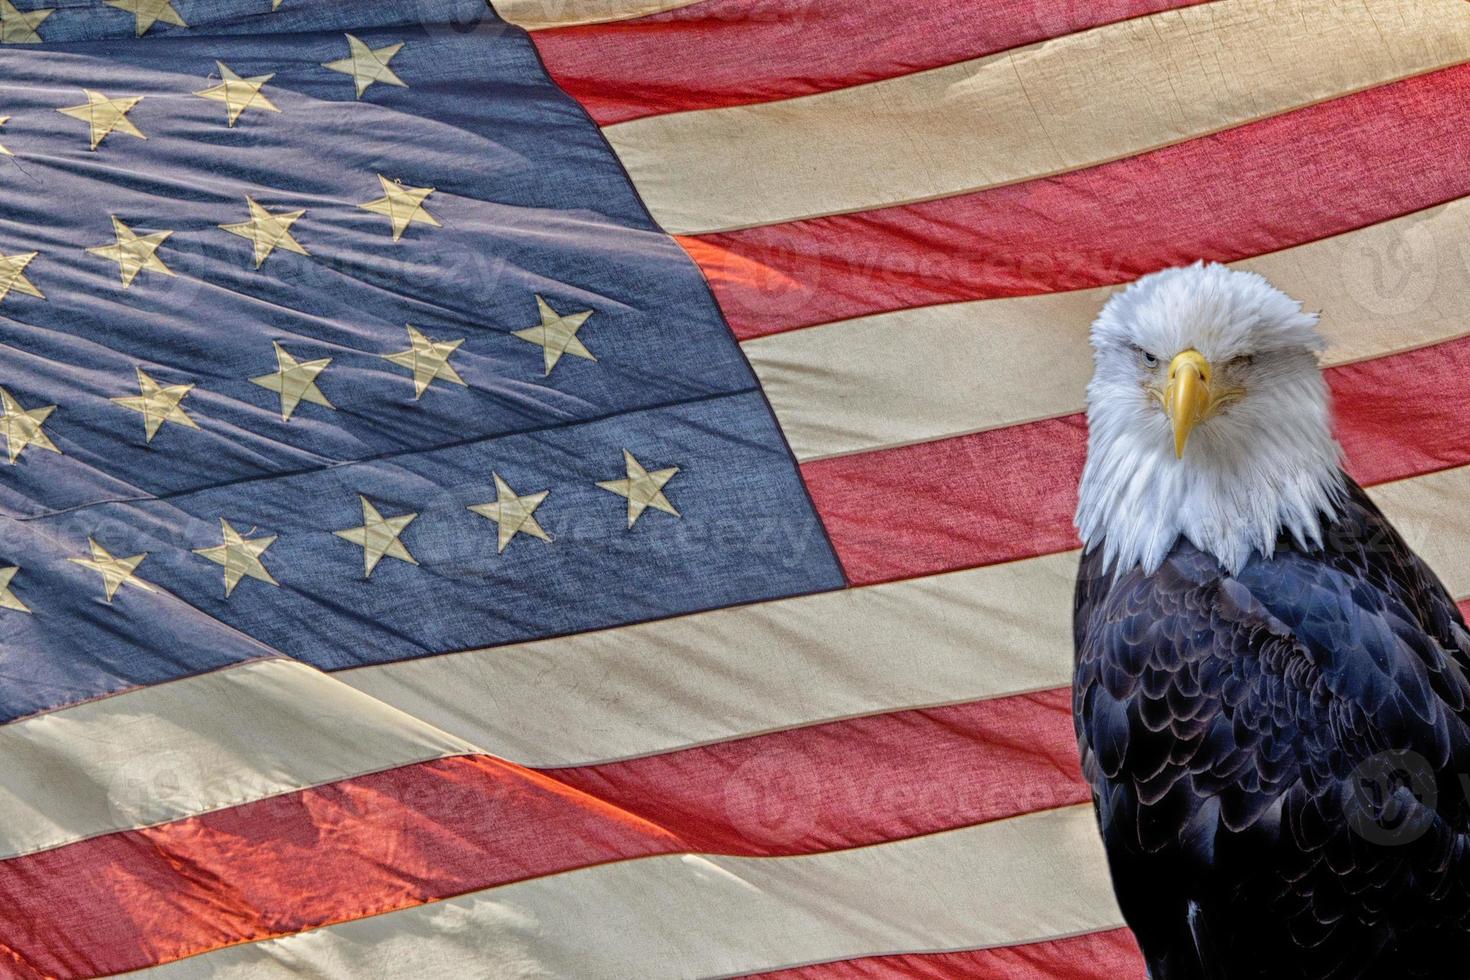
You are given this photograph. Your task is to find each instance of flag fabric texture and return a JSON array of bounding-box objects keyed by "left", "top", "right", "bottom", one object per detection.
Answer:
[{"left": 2, "top": 0, "right": 1470, "bottom": 976}]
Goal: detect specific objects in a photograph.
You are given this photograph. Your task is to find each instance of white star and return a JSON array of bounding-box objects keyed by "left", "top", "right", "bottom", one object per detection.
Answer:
[
  {"left": 323, "top": 34, "right": 408, "bottom": 99},
  {"left": 596, "top": 449, "right": 680, "bottom": 528},
  {"left": 513, "top": 295, "right": 596, "bottom": 376},
  {"left": 194, "top": 61, "right": 279, "bottom": 127},
  {"left": 381, "top": 325, "right": 465, "bottom": 399},
  {"left": 334, "top": 496, "right": 418, "bottom": 577},
  {"left": 105, "top": 0, "right": 186, "bottom": 36},
  {"left": 69, "top": 538, "right": 155, "bottom": 603},
  {"left": 468, "top": 473, "right": 552, "bottom": 553},
  {"left": 192, "top": 519, "right": 278, "bottom": 597},
  {"left": 0, "top": 565, "right": 28, "bottom": 613},
  {"left": 250, "top": 342, "right": 333, "bottom": 421}
]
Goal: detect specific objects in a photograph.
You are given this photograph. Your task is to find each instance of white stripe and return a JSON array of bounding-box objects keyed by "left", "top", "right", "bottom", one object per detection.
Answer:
[
  {"left": 1367, "top": 466, "right": 1470, "bottom": 599},
  {"left": 340, "top": 551, "right": 1078, "bottom": 768},
  {"left": 492, "top": 0, "right": 702, "bottom": 30},
  {"left": 606, "top": 0, "right": 1470, "bottom": 234},
  {"left": 340, "top": 465, "right": 1470, "bottom": 769},
  {"left": 0, "top": 659, "right": 476, "bottom": 860},
  {"left": 748, "top": 196, "right": 1470, "bottom": 461},
  {"left": 139, "top": 805, "right": 1120, "bottom": 979}
]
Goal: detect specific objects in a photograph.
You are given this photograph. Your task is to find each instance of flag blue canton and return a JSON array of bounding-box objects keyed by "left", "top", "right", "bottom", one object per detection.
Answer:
[{"left": 0, "top": 0, "right": 844, "bottom": 722}]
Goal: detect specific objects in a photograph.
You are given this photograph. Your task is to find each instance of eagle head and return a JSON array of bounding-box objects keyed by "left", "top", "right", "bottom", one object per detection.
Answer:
[{"left": 1074, "top": 262, "right": 1344, "bottom": 576}]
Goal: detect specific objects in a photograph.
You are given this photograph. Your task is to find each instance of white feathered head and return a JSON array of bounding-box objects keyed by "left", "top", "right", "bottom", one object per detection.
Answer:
[{"left": 1075, "top": 262, "right": 1344, "bottom": 574}]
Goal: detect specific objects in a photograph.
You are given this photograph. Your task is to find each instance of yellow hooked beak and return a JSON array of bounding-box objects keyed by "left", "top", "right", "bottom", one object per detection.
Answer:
[{"left": 1166, "top": 349, "right": 1213, "bottom": 459}]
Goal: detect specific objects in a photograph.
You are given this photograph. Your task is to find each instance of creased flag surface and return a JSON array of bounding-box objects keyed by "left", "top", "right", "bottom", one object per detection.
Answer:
[{"left": 2, "top": 0, "right": 1470, "bottom": 976}]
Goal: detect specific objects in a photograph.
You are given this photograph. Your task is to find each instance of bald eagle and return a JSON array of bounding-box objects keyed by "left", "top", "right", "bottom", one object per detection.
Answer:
[{"left": 1073, "top": 263, "right": 1470, "bottom": 979}]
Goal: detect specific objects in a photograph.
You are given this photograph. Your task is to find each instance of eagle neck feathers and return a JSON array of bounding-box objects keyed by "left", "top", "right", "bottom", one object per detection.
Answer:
[{"left": 1074, "top": 364, "right": 1345, "bottom": 576}]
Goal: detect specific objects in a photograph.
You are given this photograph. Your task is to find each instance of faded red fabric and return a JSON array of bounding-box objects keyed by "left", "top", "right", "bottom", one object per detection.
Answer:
[
  {"left": 556, "top": 687, "right": 1086, "bottom": 855},
  {"left": 535, "top": 0, "right": 1211, "bottom": 125},
  {"left": 681, "top": 64, "right": 1470, "bottom": 340},
  {"left": 0, "top": 756, "right": 683, "bottom": 977}
]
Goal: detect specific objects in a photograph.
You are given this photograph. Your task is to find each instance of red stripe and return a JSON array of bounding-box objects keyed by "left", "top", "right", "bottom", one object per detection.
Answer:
[
  {"left": 553, "top": 687, "right": 1084, "bottom": 855},
  {"left": 803, "top": 336, "right": 1470, "bottom": 585},
  {"left": 0, "top": 757, "right": 683, "bottom": 977},
  {"left": 1459, "top": 599, "right": 1470, "bottom": 621},
  {"left": 1331, "top": 343, "right": 1470, "bottom": 489},
  {"left": 534, "top": 0, "right": 1210, "bottom": 126},
  {"left": 744, "top": 928, "right": 1146, "bottom": 979},
  {"left": 681, "top": 64, "right": 1470, "bottom": 340},
  {"left": 0, "top": 690, "right": 1083, "bottom": 974},
  {"left": 805, "top": 414, "right": 1089, "bottom": 586}
]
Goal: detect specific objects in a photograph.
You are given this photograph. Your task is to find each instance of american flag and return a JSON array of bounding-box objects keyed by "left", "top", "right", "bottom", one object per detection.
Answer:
[{"left": 2, "top": 0, "right": 1470, "bottom": 975}]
